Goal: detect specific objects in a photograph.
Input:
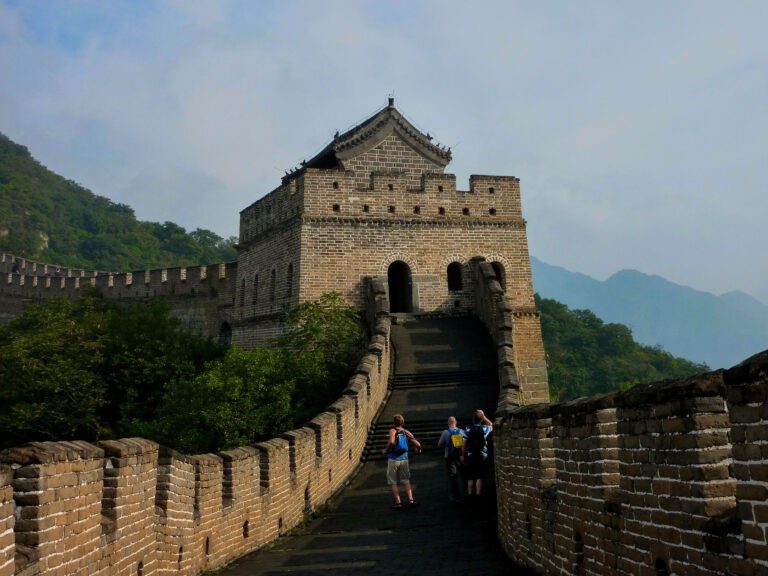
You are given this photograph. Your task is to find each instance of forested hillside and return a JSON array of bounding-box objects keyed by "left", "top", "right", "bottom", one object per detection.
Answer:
[
  {"left": 0, "top": 132, "right": 236, "bottom": 270},
  {"left": 538, "top": 294, "right": 709, "bottom": 401},
  {"left": 532, "top": 257, "right": 768, "bottom": 369}
]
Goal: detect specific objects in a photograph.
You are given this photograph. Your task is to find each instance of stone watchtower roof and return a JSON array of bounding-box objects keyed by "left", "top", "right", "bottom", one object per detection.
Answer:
[{"left": 297, "top": 98, "right": 452, "bottom": 175}]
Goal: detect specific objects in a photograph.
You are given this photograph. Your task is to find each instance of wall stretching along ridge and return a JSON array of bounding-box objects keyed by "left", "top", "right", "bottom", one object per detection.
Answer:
[
  {"left": 493, "top": 349, "right": 768, "bottom": 576},
  {"left": 0, "top": 252, "right": 237, "bottom": 335},
  {"left": 0, "top": 280, "right": 391, "bottom": 576}
]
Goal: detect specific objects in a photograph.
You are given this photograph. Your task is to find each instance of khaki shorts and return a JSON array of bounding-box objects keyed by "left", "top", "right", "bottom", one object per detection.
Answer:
[{"left": 387, "top": 458, "right": 411, "bottom": 485}]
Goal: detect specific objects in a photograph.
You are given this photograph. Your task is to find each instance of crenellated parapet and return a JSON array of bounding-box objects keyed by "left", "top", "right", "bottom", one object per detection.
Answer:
[
  {"left": 0, "top": 259, "right": 238, "bottom": 338},
  {"left": 471, "top": 257, "right": 549, "bottom": 408},
  {"left": 0, "top": 282, "right": 392, "bottom": 576},
  {"left": 1, "top": 261, "right": 236, "bottom": 300},
  {"left": 495, "top": 350, "right": 768, "bottom": 576},
  {"left": 0, "top": 252, "right": 111, "bottom": 278},
  {"left": 300, "top": 169, "right": 523, "bottom": 223}
]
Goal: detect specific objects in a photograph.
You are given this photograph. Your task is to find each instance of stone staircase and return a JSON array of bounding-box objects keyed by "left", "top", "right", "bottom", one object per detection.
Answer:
[
  {"left": 363, "top": 316, "right": 499, "bottom": 461},
  {"left": 363, "top": 368, "right": 497, "bottom": 461},
  {"left": 218, "top": 315, "right": 525, "bottom": 576}
]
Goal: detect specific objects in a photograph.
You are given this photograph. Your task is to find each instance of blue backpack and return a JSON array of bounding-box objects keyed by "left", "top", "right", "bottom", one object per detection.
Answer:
[
  {"left": 391, "top": 429, "right": 409, "bottom": 456},
  {"left": 446, "top": 427, "right": 464, "bottom": 460}
]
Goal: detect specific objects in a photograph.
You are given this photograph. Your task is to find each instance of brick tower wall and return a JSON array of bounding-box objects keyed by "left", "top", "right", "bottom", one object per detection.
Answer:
[
  {"left": 340, "top": 132, "right": 444, "bottom": 189},
  {"left": 298, "top": 168, "right": 534, "bottom": 314}
]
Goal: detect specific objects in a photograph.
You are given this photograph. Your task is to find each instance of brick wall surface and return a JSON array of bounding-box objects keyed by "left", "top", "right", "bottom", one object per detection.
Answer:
[
  {"left": 0, "top": 282, "right": 392, "bottom": 576},
  {"left": 341, "top": 133, "right": 443, "bottom": 189},
  {"left": 495, "top": 350, "right": 768, "bottom": 576}
]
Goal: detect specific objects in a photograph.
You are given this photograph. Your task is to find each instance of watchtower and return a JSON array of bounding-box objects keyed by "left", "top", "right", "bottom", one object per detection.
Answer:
[{"left": 233, "top": 99, "right": 543, "bottom": 370}]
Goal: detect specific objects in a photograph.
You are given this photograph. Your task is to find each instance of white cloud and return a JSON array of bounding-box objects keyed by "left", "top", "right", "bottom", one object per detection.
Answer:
[{"left": 1, "top": 0, "right": 766, "bottom": 302}]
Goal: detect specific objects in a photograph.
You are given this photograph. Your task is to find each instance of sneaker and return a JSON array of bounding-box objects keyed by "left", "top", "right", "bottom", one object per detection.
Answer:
[
  {"left": 408, "top": 500, "right": 420, "bottom": 508},
  {"left": 391, "top": 502, "right": 403, "bottom": 510}
]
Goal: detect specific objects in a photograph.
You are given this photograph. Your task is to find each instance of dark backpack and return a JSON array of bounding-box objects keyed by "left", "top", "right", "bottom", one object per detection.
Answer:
[
  {"left": 465, "top": 424, "right": 487, "bottom": 455},
  {"left": 391, "top": 429, "right": 409, "bottom": 456}
]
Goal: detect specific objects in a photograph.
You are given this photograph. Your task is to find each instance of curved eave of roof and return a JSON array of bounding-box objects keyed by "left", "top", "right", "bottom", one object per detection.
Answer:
[{"left": 303, "top": 105, "right": 452, "bottom": 171}]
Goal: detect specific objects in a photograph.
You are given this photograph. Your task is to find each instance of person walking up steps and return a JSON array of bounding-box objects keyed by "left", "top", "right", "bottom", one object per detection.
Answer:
[
  {"left": 462, "top": 409, "right": 493, "bottom": 498},
  {"left": 437, "top": 416, "right": 466, "bottom": 502},
  {"left": 382, "top": 414, "right": 421, "bottom": 509}
]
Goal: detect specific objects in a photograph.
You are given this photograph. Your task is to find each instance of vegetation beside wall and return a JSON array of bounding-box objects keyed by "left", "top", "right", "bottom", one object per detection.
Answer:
[
  {"left": 0, "top": 292, "right": 365, "bottom": 453},
  {"left": 538, "top": 294, "right": 709, "bottom": 401}
]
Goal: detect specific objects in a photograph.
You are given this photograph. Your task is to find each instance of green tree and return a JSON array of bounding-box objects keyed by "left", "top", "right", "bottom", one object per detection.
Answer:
[
  {"left": 0, "top": 296, "right": 108, "bottom": 446},
  {"left": 279, "top": 292, "right": 366, "bottom": 424},
  {"left": 100, "top": 301, "right": 226, "bottom": 436},
  {"left": 134, "top": 348, "right": 295, "bottom": 454}
]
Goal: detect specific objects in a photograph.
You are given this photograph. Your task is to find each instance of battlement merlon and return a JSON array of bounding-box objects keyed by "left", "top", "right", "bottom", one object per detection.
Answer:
[
  {"left": 300, "top": 169, "right": 523, "bottom": 221},
  {"left": 1, "top": 261, "right": 237, "bottom": 300},
  {"left": 238, "top": 169, "right": 523, "bottom": 243},
  {"left": 0, "top": 252, "right": 112, "bottom": 278}
]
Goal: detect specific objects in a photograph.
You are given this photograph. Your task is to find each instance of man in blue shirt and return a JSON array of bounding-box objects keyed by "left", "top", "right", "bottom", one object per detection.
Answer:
[
  {"left": 461, "top": 409, "right": 493, "bottom": 498},
  {"left": 382, "top": 414, "right": 422, "bottom": 509}
]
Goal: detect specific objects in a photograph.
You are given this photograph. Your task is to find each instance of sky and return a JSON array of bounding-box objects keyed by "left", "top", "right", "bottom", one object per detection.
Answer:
[{"left": 1, "top": 0, "right": 766, "bottom": 302}]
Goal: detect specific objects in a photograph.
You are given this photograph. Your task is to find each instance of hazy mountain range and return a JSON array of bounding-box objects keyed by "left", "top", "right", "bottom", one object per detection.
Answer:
[{"left": 531, "top": 257, "right": 768, "bottom": 369}]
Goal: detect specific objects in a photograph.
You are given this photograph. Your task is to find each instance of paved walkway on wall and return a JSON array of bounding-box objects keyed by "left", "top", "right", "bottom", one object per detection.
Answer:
[{"left": 218, "top": 317, "right": 533, "bottom": 576}]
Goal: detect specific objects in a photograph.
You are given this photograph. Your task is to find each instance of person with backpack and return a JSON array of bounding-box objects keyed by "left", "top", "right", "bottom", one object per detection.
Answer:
[
  {"left": 382, "top": 414, "right": 422, "bottom": 509},
  {"left": 437, "top": 416, "right": 466, "bottom": 502},
  {"left": 461, "top": 409, "right": 493, "bottom": 498}
]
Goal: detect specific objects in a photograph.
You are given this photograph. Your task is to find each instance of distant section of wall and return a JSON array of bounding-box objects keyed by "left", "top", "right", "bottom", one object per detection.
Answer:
[
  {"left": 0, "top": 279, "right": 392, "bottom": 576},
  {"left": 495, "top": 350, "right": 768, "bottom": 576},
  {"left": 0, "top": 252, "right": 110, "bottom": 278},
  {"left": 0, "top": 259, "right": 237, "bottom": 339}
]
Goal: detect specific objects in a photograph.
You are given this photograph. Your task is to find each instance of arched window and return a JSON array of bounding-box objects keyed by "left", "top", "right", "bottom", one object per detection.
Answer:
[
  {"left": 286, "top": 263, "right": 294, "bottom": 298},
  {"left": 252, "top": 274, "right": 259, "bottom": 304},
  {"left": 239, "top": 279, "right": 245, "bottom": 307},
  {"left": 269, "top": 269, "right": 276, "bottom": 302},
  {"left": 447, "top": 262, "right": 463, "bottom": 292}
]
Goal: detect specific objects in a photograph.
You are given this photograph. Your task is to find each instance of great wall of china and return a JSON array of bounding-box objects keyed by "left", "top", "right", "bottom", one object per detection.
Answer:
[{"left": 2, "top": 101, "right": 767, "bottom": 574}]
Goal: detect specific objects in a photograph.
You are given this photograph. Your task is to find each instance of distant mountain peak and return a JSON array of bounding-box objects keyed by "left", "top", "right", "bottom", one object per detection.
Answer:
[{"left": 531, "top": 256, "right": 768, "bottom": 369}]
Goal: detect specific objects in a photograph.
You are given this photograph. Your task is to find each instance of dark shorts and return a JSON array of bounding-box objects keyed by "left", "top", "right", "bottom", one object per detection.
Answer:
[{"left": 466, "top": 453, "right": 486, "bottom": 479}]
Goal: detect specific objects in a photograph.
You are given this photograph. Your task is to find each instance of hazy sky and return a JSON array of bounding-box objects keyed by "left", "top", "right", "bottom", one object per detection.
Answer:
[{"left": 1, "top": 1, "right": 766, "bottom": 302}]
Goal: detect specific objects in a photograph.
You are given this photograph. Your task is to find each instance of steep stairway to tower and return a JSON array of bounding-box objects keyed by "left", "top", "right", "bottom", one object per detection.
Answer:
[
  {"left": 364, "top": 316, "right": 499, "bottom": 461},
  {"left": 219, "top": 315, "right": 528, "bottom": 576}
]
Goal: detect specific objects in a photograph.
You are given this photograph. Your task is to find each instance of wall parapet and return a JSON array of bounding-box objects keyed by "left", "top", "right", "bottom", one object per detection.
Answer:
[
  {"left": 470, "top": 257, "right": 549, "bottom": 409},
  {"left": 495, "top": 349, "right": 768, "bottom": 576},
  {"left": 1, "top": 261, "right": 237, "bottom": 301},
  {"left": 0, "top": 252, "right": 112, "bottom": 278},
  {"left": 0, "top": 284, "right": 391, "bottom": 576}
]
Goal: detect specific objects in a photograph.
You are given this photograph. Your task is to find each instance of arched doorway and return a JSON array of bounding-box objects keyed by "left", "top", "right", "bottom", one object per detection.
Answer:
[
  {"left": 491, "top": 262, "right": 506, "bottom": 291},
  {"left": 388, "top": 261, "right": 413, "bottom": 313},
  {"left": 218, "top": 322, "right": 232, "bottom": 346}
]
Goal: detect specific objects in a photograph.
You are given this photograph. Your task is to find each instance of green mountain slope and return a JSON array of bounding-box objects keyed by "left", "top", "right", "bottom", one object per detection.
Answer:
[
  {"left": 532, "top": 257, "right": 768, "bottom": 369},
  {"left": 537, "top": 294, "right": 709, "bottom": 401},
  {"left": 0, "top": 132, "right": 236, "bottom": 270}
]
